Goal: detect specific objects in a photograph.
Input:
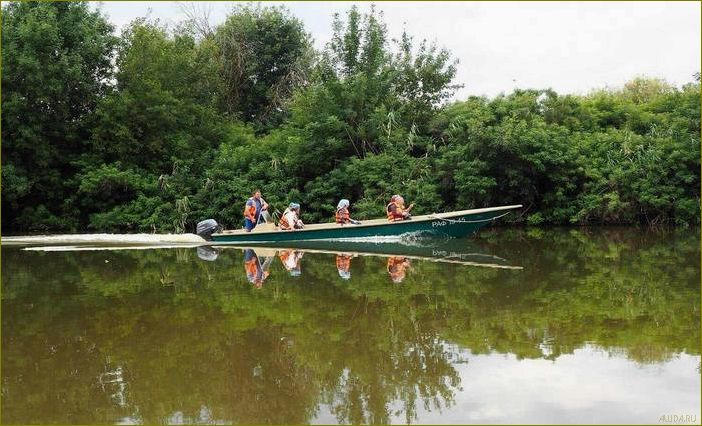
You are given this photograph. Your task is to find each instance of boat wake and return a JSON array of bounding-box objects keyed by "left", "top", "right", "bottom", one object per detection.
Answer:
[
  {"left": 22, "top": 244, "right": 205, "bottom": 252},
  {"left": 3, "top": 233, "right": 207, "bottom": 247},
  {"left": 325, "top": 231, "right": 445, "bottom": 246}
]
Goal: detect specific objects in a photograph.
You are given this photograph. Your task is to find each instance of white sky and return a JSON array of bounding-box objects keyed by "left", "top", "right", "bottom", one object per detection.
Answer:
[{"left": 96, "top": 1, "right": 701, "bottom": 99}]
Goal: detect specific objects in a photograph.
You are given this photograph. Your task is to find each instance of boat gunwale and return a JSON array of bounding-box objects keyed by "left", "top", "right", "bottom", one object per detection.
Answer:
[{"left": 212, "top": 204, "right": 523, "bottom": 237}]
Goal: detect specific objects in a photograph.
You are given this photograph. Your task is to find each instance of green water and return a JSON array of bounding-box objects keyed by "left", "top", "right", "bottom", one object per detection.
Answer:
[{"left": 2, "top": 228, "right": 700, "bottom": 424}]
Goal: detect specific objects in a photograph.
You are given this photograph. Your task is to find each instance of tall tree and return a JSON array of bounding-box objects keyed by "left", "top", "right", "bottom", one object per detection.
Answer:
[
  {"left": 79, "top": 20, "right": 229, "bottom": 232},
  {"left": 214, "top": 4, "right": 313, "bottom": 129},
  {"left": 1, "top": 1, "right": 117, "bottom": 230},
  {"left": 306, "top": 6, "right": 459, "bottom": 158}
]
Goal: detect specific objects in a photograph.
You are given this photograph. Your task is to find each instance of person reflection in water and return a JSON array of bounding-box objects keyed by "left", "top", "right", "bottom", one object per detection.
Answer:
[
  {"left": 244, "top": 249, "right": 270, "bottom": 288},
  {"left": 336, "top": 254, "right": 353, "bottom": 280},
  {"left": 278, "top": 249, "right": 304, "bottom": 276},
  {"left": 387, "top": 256, "right": 411, "bottom": 283}
]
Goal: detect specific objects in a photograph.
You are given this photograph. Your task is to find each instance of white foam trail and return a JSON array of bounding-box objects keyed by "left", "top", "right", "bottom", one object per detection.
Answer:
[
  {"left": 3, "top": 233, "right": 206, "bottom": 246},
  {"left": 24, "top": 244, "right": 204, "bottom": 252},
  {"left": 325, "top": 236, "right": 403, "bottom": 243},
  {"left": 321, "top": 231, "right": 439, "bottom": 246}
]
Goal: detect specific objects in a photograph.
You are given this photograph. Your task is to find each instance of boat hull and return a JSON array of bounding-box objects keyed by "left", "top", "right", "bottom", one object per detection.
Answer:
[{"left": 211, "top": 205, "right": 522, "bottom": 244}]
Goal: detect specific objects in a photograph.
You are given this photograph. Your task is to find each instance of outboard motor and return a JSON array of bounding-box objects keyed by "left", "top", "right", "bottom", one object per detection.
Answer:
[{"left": 196, "top": 219, "right": 221, "bottom": 241}]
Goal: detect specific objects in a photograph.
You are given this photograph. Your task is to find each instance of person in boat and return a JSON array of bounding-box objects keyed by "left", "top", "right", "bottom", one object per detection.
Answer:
[
  {"left": 279, "top": 249, "right": 304, "bottom": 276},
  {"left": 387, "top": 256, "right": 411, "bottom": 283},
  {"left": 279, "top": 202, "right": 304, "bottom": 230},
  {"left": 243, "top": 190, "right": 269, "bottom": 232},
  {"left": 335, "top": 199, "right": 361, "bottom": 225},
  {"left": 244, "top": 249, "right": 270, "bottom": 288},
  {"left": 386, "top": 195, "right": 414, "bottom": 221},
  {"left": 336, "top": 253, "right": 353, "bottom": 280}
]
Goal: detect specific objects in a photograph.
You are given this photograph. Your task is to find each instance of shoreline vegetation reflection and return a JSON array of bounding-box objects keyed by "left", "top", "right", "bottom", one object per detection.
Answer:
[{"left": 2, "top": 228, "right": 699, "bottom": 424}]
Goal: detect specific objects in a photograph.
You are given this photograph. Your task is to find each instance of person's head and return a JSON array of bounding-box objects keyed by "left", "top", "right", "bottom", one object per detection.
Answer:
[
  {"left": 289, "top": 202, "right": 301, "bottom": 212},
  {"left": 252, "top": 190, "right": 261, "bottom": 200},
  {"left": 337, "top": 199, "right": 350, "bottom": 211},
  {"left": 391, "top": 194, "right": 405, "bottom": 206},
  {"left": 338, "top": 269, "right": 351, "bottom": 280}
]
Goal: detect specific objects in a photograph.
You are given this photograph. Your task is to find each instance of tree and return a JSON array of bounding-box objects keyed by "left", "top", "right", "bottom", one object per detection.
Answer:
[
  {"left": 1, "top": 1, "right": 117, "bottom": 231},
  {"left": 284, "top": 6, "right": 459, "bottom": 178},
  {"left": 77, "top": 19, "right": 229, "bottom": 231},
  {"left": 214, "top": 4, "right": 313, "bottom": 130},
  {"left": 622, "top": 76, "right": 675, "bottom": 104}
]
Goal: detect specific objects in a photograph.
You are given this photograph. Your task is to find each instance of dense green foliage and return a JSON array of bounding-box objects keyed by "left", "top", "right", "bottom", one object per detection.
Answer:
[
  {"left": 2, "top": 2, "right": 699, "bottom": 232},
  {"left": 2, "top": 2, "right": 118, "bottom": 230},
  {"left": 215, "top": 4, "right": 313, "bottom": 129},
  {"left": 2, "top": 228, "right": 699, "bottom": 423}
]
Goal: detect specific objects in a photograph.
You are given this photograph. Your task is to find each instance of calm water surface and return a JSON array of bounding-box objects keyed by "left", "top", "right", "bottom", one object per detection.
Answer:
[{"left": 2, "top": 228, "right": 700, "bottom": 424}]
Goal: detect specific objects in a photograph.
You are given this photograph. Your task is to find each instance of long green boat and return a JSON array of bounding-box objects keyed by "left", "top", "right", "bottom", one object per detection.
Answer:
[{"left": 211, "top": 204, "right": 522, "bottom": 244}]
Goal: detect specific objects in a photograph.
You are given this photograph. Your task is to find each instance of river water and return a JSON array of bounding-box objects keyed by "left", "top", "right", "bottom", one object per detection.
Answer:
[{"left": 1, "top": 228, "right": 699, "bottom": 424}]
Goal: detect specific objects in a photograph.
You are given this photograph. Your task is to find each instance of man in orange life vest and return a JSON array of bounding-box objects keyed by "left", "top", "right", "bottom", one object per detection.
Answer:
[
  {"left": 386, "top": 195, "right": 414, "bottom": 221},
  {"left": 243, "top": 190, "right": 269, "bottom": 232}
]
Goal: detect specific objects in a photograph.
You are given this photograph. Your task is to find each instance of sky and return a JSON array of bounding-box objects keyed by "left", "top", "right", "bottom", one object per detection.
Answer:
[{"left": 96, "top": 1, "right": 701, "bottom": 99}]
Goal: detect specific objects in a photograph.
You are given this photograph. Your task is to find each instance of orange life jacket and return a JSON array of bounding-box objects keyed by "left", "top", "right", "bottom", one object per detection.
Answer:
[
  {"left": 245, "top": 258, "right": 259, "bottom": 277},
  {"left": 336, "top": 254, "right": 351, "bottom": 272},
  {"left": 336, "top": 208, "right": 350, "bottom": 224},
  {"left": 387, "top": 256, "right": 408, "bottom": 282},
  {"left": 386, "top": 202, "right": 405, "bottom": 221},
  {"left": 279, "top": 214, "right": 291, "bottom": 230},
  {"left": 243, "top": 198, "right": 257, "bottom": 221},
  {"left": 280, "top": 208, "right": 302, "bottom": 230},
  {"left": 245, "top": 258, "right": 268, "bottom": 287}
]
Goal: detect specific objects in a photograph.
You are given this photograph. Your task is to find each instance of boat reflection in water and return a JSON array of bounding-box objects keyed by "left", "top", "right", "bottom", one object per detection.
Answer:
[{"left": 199, "top": 239, "right": 522, "bottom": 284}]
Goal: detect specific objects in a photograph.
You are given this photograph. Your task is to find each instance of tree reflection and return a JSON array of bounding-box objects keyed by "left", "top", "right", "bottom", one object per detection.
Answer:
[{"left": 2, "top": 228, "right": 699, "bottom": 424}]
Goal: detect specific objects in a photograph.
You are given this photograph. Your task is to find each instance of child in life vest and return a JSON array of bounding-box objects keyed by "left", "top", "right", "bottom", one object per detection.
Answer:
[
  {"left": 279, "top": 203, "right": 304, "bottom": 230},
  {"left": 335, "top": 199, "right": 361, "bottom": 225}
]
